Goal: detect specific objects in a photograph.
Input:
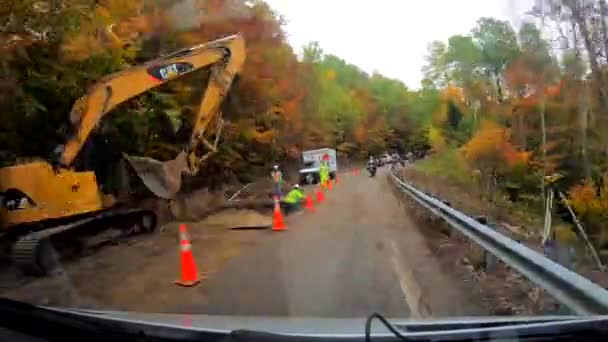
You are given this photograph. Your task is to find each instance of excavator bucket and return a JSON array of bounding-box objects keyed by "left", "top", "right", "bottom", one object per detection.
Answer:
[{"left": 123, "top": 152, "right": 189, "bottom": 199}]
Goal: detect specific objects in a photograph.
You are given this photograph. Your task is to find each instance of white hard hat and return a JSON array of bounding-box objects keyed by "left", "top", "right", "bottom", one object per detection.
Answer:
[
  {"left": 294, "top": 184, "right": 301, "bottom": 189},
  {"left": 273, "top": 165, "right": 279, "bottom": 169}
]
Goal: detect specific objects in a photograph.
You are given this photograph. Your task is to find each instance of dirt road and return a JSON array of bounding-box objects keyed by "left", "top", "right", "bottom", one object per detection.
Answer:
[
  {"left": 1, "top": 168, "right": 482, "bottom": 317},
  {"left": 198, "top": 168, "right": 482, "bottom": 317}
]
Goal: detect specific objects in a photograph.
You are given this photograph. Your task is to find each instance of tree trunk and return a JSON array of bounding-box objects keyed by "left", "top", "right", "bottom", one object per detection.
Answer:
[
  {"left": 539, "top": 98, "right": 547, "bottom": 205},
  {"left": 567, "top": 2, "right": 608, "bottom": 162},
  {"left": 494, "top": 73, "right": 503, "bottom": 102},
  {"left": 569, "top": 4, "right": 608, "bottom": 117},
  {"left": 580, "top": 85, "right": 591, "bottom": 179},
  {"left": 518, "top": 109, "right": 526, "bottom": 149},
  {"left": 599, "top": 0, "right": 608, "bottom": 60}
]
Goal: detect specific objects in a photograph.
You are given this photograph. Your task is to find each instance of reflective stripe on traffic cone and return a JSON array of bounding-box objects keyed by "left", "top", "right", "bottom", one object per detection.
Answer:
[
  {"left": 175, "top": 224, "right": 200, "bottom": 287},
  {"left": 272, "top": 196, "right": 287, "bottom": 231}
]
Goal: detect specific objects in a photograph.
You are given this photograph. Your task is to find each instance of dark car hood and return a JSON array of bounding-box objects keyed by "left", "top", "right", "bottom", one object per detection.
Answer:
[{"left": 45, "top": 307, "right": 585, "bottom": 336}]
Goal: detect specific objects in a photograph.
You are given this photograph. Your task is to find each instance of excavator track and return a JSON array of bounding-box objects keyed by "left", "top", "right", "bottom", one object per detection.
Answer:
[{"left": 12, "top": 208, "right": 157, "bottom": 276}]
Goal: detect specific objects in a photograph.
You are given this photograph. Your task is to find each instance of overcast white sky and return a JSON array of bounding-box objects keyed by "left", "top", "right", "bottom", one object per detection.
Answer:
[{"left": 265, "top": 0, "right": 535, "bottom": 88}]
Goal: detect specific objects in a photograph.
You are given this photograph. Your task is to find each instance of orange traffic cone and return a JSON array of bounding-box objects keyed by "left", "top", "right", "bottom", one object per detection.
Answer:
[
  {"left": 272, "top": 196, "right": 287, "bottom": 231},
  {"left": 327, "top": 179, "right": 333, "bottom": 191},
  {"left": 303, "top": 194, "right": 315, "bottom": 212},
  {"left": 316, "top": 189, "right": 325, "bottom": 203},
  {"left": 175, "top": 224, "right": 201, "bottom": 287}
]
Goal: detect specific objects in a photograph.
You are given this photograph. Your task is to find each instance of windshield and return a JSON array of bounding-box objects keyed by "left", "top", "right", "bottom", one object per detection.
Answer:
[{"left": 3, "top": 0, "right": 608, "bottom": 329}]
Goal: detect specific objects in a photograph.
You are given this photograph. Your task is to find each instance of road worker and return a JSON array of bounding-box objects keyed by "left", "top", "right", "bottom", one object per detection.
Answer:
[
  {"left": 283, "top": 184, "right": 305, "bottom": 215},
  {"left": 271, "top": 165, "right": 283, "bottom": 199},
  {"left": 319, "top": 154, "right": 330, "bottom": 187}
]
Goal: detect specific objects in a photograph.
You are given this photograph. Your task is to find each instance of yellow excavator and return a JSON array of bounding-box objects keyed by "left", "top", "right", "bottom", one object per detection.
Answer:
[{"left": 0, "top": 34, "right": 246, "bottom": 275}]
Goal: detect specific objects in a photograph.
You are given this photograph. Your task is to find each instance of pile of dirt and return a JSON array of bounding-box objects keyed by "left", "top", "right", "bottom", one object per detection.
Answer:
[
  {"left": 133, "top": 180, "right": 276, "bottom": 226},
  {"left": 199, "top": 209, "right": 271, "bottom": 230}
]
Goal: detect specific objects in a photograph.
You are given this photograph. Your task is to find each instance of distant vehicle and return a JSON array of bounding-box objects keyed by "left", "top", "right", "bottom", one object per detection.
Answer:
[
  {"left": 299, "top": 148, "right": 338, "bottom": 184},
  {"left": 379, "top": 153, "right": 391, "bottom": 165}
]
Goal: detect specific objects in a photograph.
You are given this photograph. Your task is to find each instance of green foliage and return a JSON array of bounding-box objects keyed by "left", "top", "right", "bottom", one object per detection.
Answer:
[
  {"left": 417, "top": 3, "right": 608, "bottom": 251},
  {"left": 414, "top": 148, "right": 472, "bottom": 185},
  {"left": 421, "top": 41, "right": 448, "bottom": 88},
  {"left": 472, "top": 17, "right": 520, "bottom": 75}
]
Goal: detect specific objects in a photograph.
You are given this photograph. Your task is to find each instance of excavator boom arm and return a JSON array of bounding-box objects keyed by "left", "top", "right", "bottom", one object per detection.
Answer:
[{"left": 59, "top": 34, "right": 246, "bottom": 168}]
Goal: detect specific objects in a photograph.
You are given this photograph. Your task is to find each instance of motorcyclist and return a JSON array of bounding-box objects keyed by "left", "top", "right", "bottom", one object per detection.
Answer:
[{"left": 367, "top": 156, "right": 377, "bottom": 176}]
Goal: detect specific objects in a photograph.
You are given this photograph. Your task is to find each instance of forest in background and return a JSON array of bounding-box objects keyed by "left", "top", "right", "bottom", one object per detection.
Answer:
[
  {"left": 418, "top": 0, "right": 608, "bottom": 250},
  {"left": 0, "top": 0, "right": 431, "bottom": 186},
  {"left": 4, "top": 1, "right": 608, "bottom": 247}
]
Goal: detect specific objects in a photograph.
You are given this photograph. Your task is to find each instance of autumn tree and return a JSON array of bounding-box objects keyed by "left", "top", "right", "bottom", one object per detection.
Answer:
[{"left": 471, "top": 17, "right": 520, "bottom": 102}]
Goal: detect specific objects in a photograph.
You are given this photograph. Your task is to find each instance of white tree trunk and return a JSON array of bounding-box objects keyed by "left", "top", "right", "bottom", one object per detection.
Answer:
[{"left": 539, "top": 98, "right": 547, "bottom": 205}]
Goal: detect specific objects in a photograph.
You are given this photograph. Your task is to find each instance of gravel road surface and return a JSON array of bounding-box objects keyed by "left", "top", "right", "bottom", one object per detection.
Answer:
[{"left": 2, "top": 168, "right": 478, "bottom": 317}]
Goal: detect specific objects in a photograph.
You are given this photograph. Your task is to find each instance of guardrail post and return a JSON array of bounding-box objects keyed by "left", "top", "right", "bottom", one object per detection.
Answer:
[
  {"left": 476, "top": 216, "right": 497, "bottom": 272},
  {"left": 543, "top": 239, "right": 573, "bottom": 270}
]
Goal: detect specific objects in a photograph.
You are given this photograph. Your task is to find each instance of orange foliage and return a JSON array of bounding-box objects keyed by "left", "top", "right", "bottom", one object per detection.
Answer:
[
  {"left": 505, "top": 58, "right": 535, "bottom": 90},
  {"left": 461, "top": 120, "right": 530, "bottom": 172},
  {"left": 354, "top": 123, "right": 367, "bottom": 145},
  {"left": 441, "top": 85, "right": 465, "bottom": 101},
  {"left": 512, "top": 80, "right": 564, "bottom": 109},
  {"left": 504, "top": 148, "right": 531, "bottom": 167},
  {"left": 569, "top": 179, "right": 602, "bottom": 217},
  {"left": 566, "top": 177, "right": 608, "bottom": 235}
]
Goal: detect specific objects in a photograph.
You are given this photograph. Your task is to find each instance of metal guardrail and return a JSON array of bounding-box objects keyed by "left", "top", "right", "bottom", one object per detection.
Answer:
[{"left": 390, "top": 171, "right": 608, "bottom": 316}]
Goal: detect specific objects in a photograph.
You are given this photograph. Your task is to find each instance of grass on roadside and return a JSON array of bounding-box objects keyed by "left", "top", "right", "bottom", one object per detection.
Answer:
[
  {"left": 414, "top": 148, "right": 472, "bottom": 186},
  {"left": 409, "top": 148, "right": 543, "bottom": 232}
]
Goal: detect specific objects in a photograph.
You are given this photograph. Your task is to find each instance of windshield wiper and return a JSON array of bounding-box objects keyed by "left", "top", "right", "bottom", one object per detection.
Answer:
[{"left": 367, "top": 312, "right": 608, "bottom": 341}]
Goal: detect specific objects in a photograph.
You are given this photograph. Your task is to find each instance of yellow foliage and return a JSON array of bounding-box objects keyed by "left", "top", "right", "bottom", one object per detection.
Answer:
[
  {"left": 428, "top": 126, "right": 446, "bottom": 152},
  {"left": 433, "top": 85, "right": 468, "bottom": 128},
  {"left": 325, "top": 69, "right": 336, "bottom": 81},
  {"left": 61, "top": 34, "right": 109, "bottom": 61},
  {"left": 60, "top": 1, "right": 146, "bottom": 61}
]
